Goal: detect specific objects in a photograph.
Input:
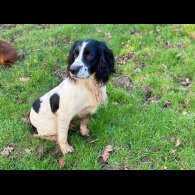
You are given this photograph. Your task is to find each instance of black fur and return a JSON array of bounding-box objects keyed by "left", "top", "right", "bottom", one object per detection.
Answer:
[
  {"left": 67, "top": 39, "right": 115, "bottom": 84},
  {"left": 50, "top": 93, "right": 60, "bottom": 113},
  {"left": 95, "top": 42, "right": 115, "bottom": 84},
  {"left": 32, "top": 98, "right": 42, "bottom": 113}
]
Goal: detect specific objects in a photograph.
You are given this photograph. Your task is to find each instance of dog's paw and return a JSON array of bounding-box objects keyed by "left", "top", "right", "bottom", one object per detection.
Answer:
[
  {"left": 61, "top": 144, "right": 74, "bottom": 154},
  {"left": 80, "top": 128, "right": 91, "bottom": 138}
]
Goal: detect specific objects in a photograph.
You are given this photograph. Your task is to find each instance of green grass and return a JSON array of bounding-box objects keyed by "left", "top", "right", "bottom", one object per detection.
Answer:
[{"left": 0, "top": 24, "right": 195, "bottom": 170}]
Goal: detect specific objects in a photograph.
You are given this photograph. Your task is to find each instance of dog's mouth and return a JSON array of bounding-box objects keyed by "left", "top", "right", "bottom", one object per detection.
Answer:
[{"left": 69, "top": 72, "right": 90, "bottom": 79}]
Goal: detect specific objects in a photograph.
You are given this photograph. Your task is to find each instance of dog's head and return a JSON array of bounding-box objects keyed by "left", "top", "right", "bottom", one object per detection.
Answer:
[{"left": 67, "top": 39, "right": 115, "bottom": 84}]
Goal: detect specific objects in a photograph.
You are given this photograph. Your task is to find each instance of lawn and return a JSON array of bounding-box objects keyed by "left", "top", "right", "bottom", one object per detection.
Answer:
[{"left": 0, "top": 24, "right": 195, "bottom": 170}]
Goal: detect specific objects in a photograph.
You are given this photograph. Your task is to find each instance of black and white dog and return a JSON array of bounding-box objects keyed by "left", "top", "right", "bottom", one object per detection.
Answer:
[{"left": 30, "top": 39, "right": 115, "bottom": 154}]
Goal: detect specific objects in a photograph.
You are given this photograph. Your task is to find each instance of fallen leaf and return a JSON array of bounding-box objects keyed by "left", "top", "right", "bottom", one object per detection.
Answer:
[
  {"left": 176, "top": 139, "right": 181, "bottom": 147},
  {"left": 58, "top": 158, "right": 65, "bottom": 168},
  {"left": 182, "top": 111, "right": 188, "bottom": 116},
  {"left": 101, "top": 144, "right": 113, "bottom": 162},
  {"left": 163, "top": 166, "right": 168, "bottom": 170},
  {"left": 170, "top": 134, "right": 176, "bottom": 143},
  {"left": 181, "top": 78, "right": 192, "bottom": 86},
  {"left": 24, "top": 148, "right": 31, "bottom": 154},
  {"left": 170, "top": 149, "right": 177, "bottom": 155},
  {"left": 19, "top": 77, "right": 30, "bottom": 82},
  {"left": 163, "top": 101, "right": 171, "bottom": 109},
  {"left": 105, "top": 33, "right": 112, "bottom": 39},
  {"left": 184, "top": 99, "right": 190, "bottom": 105},
  {"left": 112, "top": 102, "right": 119, "bottom": 106},
  {"left": 1, "top": 143, "right": 17, "bottom": 156},
  {"left": 134, "top": 67, "right": 142, "bottom": 73}
]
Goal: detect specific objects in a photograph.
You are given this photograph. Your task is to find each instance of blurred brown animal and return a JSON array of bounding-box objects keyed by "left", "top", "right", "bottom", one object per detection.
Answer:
[{"left": 0, "top": 40, "right": 17, "bottom": 68}]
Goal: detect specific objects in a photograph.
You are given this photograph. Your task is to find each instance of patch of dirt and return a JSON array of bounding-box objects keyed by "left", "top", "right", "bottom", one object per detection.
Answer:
[
  {"left": 51, "top": 146, "right": 62, "bottom": 158},
  {"left": 127, "top": 29, "right": 143, "bottom": 37},
  {"left": 180, "top": 78, "right": 192, "bottom": 86},
  {"left": 9, "top": 35, "right": 18, "bottom": 43},
  {"left": 64, "top": 37, "right": 73, "bottom": 44},
  {"left": 116, "top": 51, "right": 135, "bottom": 65},
  {"left": 21, "top": 113, "right": 30, "bottom": 124},
  {"left": 144, "top": 86, "right": 153, "bottom": 100},
  {"left": 36, "top": 146, "right": 47, "bottom": 158},
  {"left": 101, "top": 164, "right": 129, "bottom": 170},
  {"left": 140, "top": 156, "right": 155, "bottom": 168},
  {"left": 114, "top": 76, "right": 133, "bottom": 91},
  {"left": 0, "top": 24, "right": 19, "bottom": 30},
  {"left": 163, "top": 101, "right": 171, "bottom": 109},
  {"left": 37, "top": 24, "right": 51, "bottom": 30},
  {"left": 53, "top": 69, "right": 67, "bottom": 81},
  {"left": 143, "top": 86, "right": 161, "bottom": 104},
  {"left": 1, "top": 143, "right": 17, "bottom": 156},
  {"left": 17, "top": 52, "right": 27, "bottom": 61},
  {"left": 133, "top": 59, "right": 145, "bottom": 73}
]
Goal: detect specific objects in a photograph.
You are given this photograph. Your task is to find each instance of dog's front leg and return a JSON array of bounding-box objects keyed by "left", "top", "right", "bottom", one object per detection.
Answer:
[{"left": 57, "top": 118, "right": 74, "bottom": 154}]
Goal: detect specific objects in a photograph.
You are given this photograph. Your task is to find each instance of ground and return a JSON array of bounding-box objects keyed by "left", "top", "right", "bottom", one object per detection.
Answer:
[{"left": 0, "top": 24, "right": 195, "bottom": 170}]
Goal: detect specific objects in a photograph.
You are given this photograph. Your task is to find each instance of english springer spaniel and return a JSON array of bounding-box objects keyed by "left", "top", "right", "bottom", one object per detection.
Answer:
[{"left": 30, "top": 39, "right": 115, "bottom": 154}]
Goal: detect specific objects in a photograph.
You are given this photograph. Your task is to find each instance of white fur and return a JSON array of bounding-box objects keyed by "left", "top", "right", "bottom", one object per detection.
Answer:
[
  {"left": 30, "top": 76, "right": 107, "bottom": 154},
  {"left": 70, "top": 41, "right": 90, "bottom": 78}
]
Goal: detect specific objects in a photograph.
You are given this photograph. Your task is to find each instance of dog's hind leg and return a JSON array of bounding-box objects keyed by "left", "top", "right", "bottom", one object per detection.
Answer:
[
  {"left": 33, "top": 134, "right": 57, "bottom": 141},
  {"left": 80, "top": 115, "right": 91, "bottom": 137}
]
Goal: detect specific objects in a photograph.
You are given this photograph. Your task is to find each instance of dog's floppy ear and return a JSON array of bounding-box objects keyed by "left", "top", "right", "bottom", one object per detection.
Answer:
[{"left": 95, "top": 42, "right": 115, "bottom": 84}]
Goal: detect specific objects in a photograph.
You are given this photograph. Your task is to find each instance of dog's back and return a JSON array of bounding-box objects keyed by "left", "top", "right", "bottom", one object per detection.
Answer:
[{"left": 0, "top": 40, "right": 17, "bottom": 68}]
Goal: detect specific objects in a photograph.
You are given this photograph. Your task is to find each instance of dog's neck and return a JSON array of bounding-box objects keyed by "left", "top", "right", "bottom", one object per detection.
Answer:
[{"left": 76, "top": 75, "right": 107, "bottom": 103}]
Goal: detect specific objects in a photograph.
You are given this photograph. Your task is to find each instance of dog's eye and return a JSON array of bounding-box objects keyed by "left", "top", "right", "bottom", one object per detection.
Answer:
[
  {"left": 74, "top": 53, "right": 78, "bottom": 58},
  {"left": 87, "top": 55, "right": 93, "bottom": 60}
]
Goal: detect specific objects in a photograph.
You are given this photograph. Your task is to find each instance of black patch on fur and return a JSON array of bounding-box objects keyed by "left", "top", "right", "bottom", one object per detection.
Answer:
[
  {"left": 50, "top": 93, "right": 60, "bottom": 113},
  {"left": 32, "top": 98, "right": 42, "bottom": 113}
]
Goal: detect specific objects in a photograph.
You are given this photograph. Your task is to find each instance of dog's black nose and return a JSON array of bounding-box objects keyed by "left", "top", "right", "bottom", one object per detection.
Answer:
[{"left": 69, "top": 66, "right": 82, "bottom": 75}]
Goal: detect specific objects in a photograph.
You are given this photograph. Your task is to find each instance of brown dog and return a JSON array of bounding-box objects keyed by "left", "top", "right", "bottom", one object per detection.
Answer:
[{"left": 0, "top": 40, "right": 17, "bottom": 68}]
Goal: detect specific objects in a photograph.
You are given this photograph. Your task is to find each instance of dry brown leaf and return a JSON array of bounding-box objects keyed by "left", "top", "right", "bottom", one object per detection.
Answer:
[
  {"left": 101, "top": 144, "right": 113, "bottom": 162},
  {"left": 184, "top": 99, "right": 190, "bottom": 105},
  {"left": 1, "top": 143, "right": 17, "bottom": 156},
  {"left": 58, "top": 158, "right": 65, "bottom": 168},
  {"left": 19, "top": 77, "right": 30, "bottom": 82}
]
